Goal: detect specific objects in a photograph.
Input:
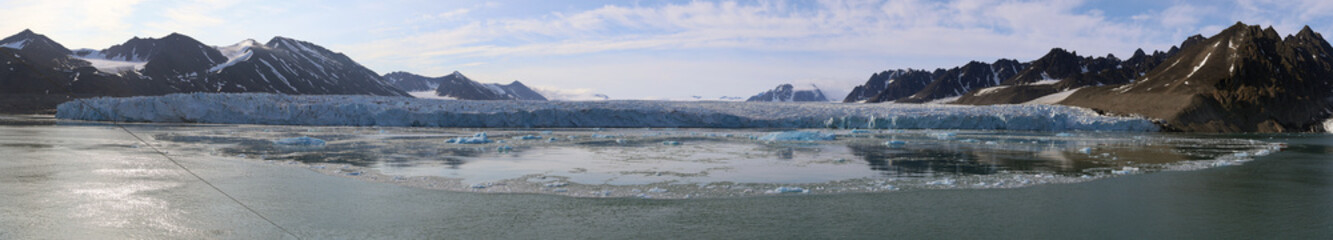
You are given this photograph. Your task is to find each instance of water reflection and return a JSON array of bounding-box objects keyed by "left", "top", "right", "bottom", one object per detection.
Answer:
[{"left": 141, "top": 126, "right": 1284, "bottom": 186}]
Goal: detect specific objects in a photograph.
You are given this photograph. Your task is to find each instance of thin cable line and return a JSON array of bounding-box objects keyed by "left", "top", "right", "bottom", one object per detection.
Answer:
[
  {"left": 115, "top": 124, "right": 303, "bottom": 239},
  {"left": 23, "top": 52, "right": 302, "bottom": 239}
]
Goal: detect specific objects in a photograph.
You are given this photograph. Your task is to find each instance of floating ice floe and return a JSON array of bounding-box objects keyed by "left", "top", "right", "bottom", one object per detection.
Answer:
[
  {"left": 55, "top": 93, "right": 1160, "bottom": 132},
  {"left": 759, "top": 131, "right": 836, "bottom": 141},
  {"left": 273, "top": 136, "right": 326, "bottom": 146},
  {"left": 512, "top": 135, "right": 542, "bottom": 140},
  {"left": 765, "top": 187, "right": 808, "bottom": 194},
  {"left": 446, "top": 133, "right": 492, "bottom": 144}
]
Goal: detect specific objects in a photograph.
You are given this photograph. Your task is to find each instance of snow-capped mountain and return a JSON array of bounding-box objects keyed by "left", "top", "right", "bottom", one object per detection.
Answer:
[
  {"left": 953, "top": 46, "right": 1178, "bottom": 105},
  {"left": 1061, "top": 22, "right": 1333, "bottom": 132},
  {"left": 385, "top": 71, "right": 547, "bottom": 100},
  {"left": 746, "top": 84, "right": 829, "bottom": 102},
  {"left": 0, "top": 29, "right": 142, "bottom": 99},
  {"left": 892, "top": 59, "right": 1025, "bottom": 103},
  {"left": 202, "top": 37, "right": 406, "bottom": 96},
  {"left": 843, "top": 69, "right": 936, "bottom": 103},
  {"left": 0, "top": 30, "right": 407, "bottom": 102}
]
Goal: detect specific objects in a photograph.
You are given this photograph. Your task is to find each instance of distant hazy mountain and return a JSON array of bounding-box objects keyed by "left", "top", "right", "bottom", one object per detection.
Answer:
[
  {"left": 746, "top": 84, "right": 829, "bottom": 102},
  {"left": 384, "top": 71, "right": 547, "bottom": 100}
]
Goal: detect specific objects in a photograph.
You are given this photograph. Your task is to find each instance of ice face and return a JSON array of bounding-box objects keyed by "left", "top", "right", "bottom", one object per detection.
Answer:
[
  {"left": 139, "top": 126, "right": 1281, "bottom": 199},
  {"left": 56, "top": 93, "right": 1160, "bottom": 132}
]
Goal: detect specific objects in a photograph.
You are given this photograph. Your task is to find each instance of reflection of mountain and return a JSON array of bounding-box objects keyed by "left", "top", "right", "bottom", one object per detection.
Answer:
[
  {"left": 846, "top": 143, "right": 1000, "bottom": 175},
  {"left": 844, "top": 144, "right": 1084, "bottom": 175}
]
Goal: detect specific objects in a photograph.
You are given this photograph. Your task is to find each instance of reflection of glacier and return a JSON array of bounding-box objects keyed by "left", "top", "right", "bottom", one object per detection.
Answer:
[{"left": 58, "top": 93, "right": 1158, "bottom": 132}]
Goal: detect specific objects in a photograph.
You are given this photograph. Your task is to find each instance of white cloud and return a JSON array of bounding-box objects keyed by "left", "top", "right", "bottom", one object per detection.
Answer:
[
  {"left": 532, "top": 86, "right": 609, "bottom": 101},
  {"left": 0, "top": 0, "right": 145, "bottom": 48}
]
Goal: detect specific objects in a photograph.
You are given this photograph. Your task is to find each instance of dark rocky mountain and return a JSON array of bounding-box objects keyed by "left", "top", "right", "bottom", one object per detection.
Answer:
[
  {"left": 892, "top": 59, "right": 1025, "bottom": 103},
  {"left": 384, "top": 71, "right": 441, "bottom": 92},
  {"left": 843, "top": 69, "right": 936, "bottom": 103},
  {"left": 954, "top": 44, "right": 1180, "bottom": 105},
  {"left": 204, "top": 37, "right": 407, "bottom": 96},
  {"left": 386, "top": 71, "right": 546, "bottom": 100},
  {"left": 1060, "top": 22, "right": 1333, "bottom": 132},
  {"left": 746, "top": 84, "right": 829, "bottom": 102},
  {"left": 1001, "top": 48, "right": 1118, "bottom": 85},
  {"left": 0, "top": 30, "right": 409, "bottom": 113}
]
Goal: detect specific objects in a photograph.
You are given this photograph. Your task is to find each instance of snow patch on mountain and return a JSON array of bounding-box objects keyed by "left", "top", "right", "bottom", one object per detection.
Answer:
[
  {"left": 55, "top": 93, "right": 1159, "bottom": 132},
  {"left": 0, "top": 39, "right": 28, "bottom": 49}
]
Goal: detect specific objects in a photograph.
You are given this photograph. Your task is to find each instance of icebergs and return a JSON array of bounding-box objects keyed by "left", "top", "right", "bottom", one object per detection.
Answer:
[
  {"left": 273, "top": 136, "right": 326, "bottom": 146},
  {"left": 758, "top": 131, "right": 836, "bottom": 141},
  {"left": 446, "top": 133, "right": 492, "bottom": 144},
  {"left": 56, "top": 93, "right": 1160, "bottom": 132},
  {"left": 1324, "top": 118, "right": 1333, "bottom": 133},
  {"left": 765, "top": 187, "right": 808, "bottom": 194}
]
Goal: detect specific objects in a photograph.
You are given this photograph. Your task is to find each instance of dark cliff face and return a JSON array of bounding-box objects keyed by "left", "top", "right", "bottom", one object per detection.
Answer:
[
  {"left": 0, "top": 30, "right": 410, "bottom": 113},
  {"left": 892, "top": 59, "right": 1024, "bottom": 103},
  {"left": 1060, "top": 23, "right": 1333, "bottom": 132},
  {"left": 954, "top": 46, "right": 1179, "bottom": 105},
  {"left": 747, "top": 84, "right": 828, "bottom": 102}
]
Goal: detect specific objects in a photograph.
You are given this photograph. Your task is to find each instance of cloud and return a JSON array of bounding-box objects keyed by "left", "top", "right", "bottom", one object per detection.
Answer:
[
  {"left": 0, "top": 0, "right": 145, "bottom": 48},
  {"left": 532, "top": 86, "right": 609, "bottom": 101},
  {"left": 349, "top": 0, "right": 1191, "bottom": 74}
]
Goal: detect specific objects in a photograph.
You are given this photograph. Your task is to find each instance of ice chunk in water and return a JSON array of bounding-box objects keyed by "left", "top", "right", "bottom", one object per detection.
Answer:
[
  {"left": 662, "top": 141, "right": 682, "bottom": 146},
  {"left": 929, "top": 132, "right": 957, "bottom": 140},
  {"left": 512, "top": 135, "right": 542, "bottom": 140},
  {"left": 648, "top": 187, "right": 668, "bottom": 193},
  {"left": 1078, "top": 147, "right": 1093, "bottom": 154},
  {"left": 446, "top": 133, "right": 492, "bottom": 144},
  {"left": 758, "top": 131, "right": 836, "bottom": 141},
  {"left": 765, "top": 187, "right": 808, "bottom": 194},
  {"left": 1111, "top": 167, "right": 1140, "bottom": 175},
  {"left": 274, "top": 136, "right": 326, "bottom": 146},
  {"left": 884, "top": 140, "right": 907, "bottom": 146}
]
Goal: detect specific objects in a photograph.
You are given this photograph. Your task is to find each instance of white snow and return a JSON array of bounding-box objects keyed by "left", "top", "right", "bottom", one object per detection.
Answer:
[
  {"left": 1186, "top": 41, "right": 1222, "bottom": 80},
  {"left": 209, "top": 39, "right": 259, "bottom": 72},
  {"left": 55, "top": 93, "right": 1161, "bottom": 132},
  {"left": 407, "top": 91, "right": 457, "bottom": 100},
  {"left": 72, "top": 55, "right": 147, "bottom": 73},
  {"left": 1030, "top": 79, "right": 1061, "bottom": 85},
  {"left": 69, "top": 49, "right": 147, "bottom": 73},
  {"left": 0, "top": 39, "right": 29, "bottom": 49},
  {"left": 973, "top": 86, "right": 1010, "bottom": 96},
  {"left": 483, "top": 83, "right": 508, "bottom": 96},
  {"left": 924, "top": 96, "right": 960, "bottom": 105},
  {"left": 1324, "top": 118, "right": 1333, "bottom": 133},
  {"left": 1024, "top": 88, "right": 1083, "bottom": 105},
  {"left": 1186, "top": 52, "right": 1212, "bottom": 79}
]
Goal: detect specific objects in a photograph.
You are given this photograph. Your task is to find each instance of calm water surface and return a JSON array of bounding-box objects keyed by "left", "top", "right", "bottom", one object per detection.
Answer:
[{"left": 0, "top": 114, "right": 1328, "bottom": 239}]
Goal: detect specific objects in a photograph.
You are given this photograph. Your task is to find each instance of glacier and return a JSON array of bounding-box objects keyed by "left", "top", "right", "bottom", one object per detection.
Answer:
[{"left": 55, "top": 93, "right": 1160, "bottom": 132}]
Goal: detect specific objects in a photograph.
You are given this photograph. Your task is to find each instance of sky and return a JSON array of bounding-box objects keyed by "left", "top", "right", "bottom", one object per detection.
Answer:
[{"left": 2, "top": 0, "right": 1332, "bottom": 100}]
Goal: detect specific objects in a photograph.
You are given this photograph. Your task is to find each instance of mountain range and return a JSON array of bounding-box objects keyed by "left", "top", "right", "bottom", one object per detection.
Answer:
[
  {"left": 383, "top": 71, "right": 546, "bottom": 100},
  {"left": 845, "top": 22, "right": 1333, "bottom": 132},
  {"left": 4, "top": 22, "right": 1332, "bottom": 132}
]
